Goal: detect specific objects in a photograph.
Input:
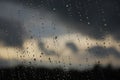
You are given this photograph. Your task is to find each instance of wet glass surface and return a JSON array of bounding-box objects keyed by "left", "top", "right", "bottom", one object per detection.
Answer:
[{"left": 0, "top": 0, "right": 120, "bottom": 80}]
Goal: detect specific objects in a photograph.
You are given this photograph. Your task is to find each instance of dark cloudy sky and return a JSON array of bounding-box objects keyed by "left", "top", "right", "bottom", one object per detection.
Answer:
[{"left": 0, "top": 0, "right": 120, "bottom": 70}]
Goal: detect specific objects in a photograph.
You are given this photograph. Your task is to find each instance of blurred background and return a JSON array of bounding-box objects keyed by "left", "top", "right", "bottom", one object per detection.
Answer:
[{"left": 0, "top": 0, "right": 120, "bottom": 80}]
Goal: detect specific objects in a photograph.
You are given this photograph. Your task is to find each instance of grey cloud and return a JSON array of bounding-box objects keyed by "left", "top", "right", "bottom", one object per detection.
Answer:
[
  {"left": 38, "top": 42, "right": 58, "bottom": 56},
  {"left": 0, "top": 0, "right": 120, "bottom": 48},
  {"left": 12, "top": 0, "right": 120, "bottom": 40},
  {"left": 0, "top": 59, "right": 10, "bottom": 68},
  {"left": 0, "top": 58, "right": 19, "bottom": 68},
  {"left": 66, "top": 42, "right": 78, "bottom": 53},
  {"left": 0, "top": 18, "right": 25, "bottom": 47},
  {"left": 87, "top": 46, "right": 120, "bottom": 58},
  {"left": 61, "top": 0, "right": 120, "bottom": 40}
]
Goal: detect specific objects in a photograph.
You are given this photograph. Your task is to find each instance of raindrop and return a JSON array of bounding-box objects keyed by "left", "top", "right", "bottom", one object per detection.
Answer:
[
  {"left": 104, "top": 23, "right": 107, "bottom": 26},
  {"left": 34, "top": 58, "right": 36, "bottom": 61},
  {"left": 88, "top": 22, "right": 90, "bottom": 25},
  {"left": 55, "top": 36, "right": 58, "bottom": 39},
  {"left": 66, "top": 4, "right": 69, "bottom": 8},
  {"left": 53, "top": 8, "right": 56, "bottom": 11}
]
